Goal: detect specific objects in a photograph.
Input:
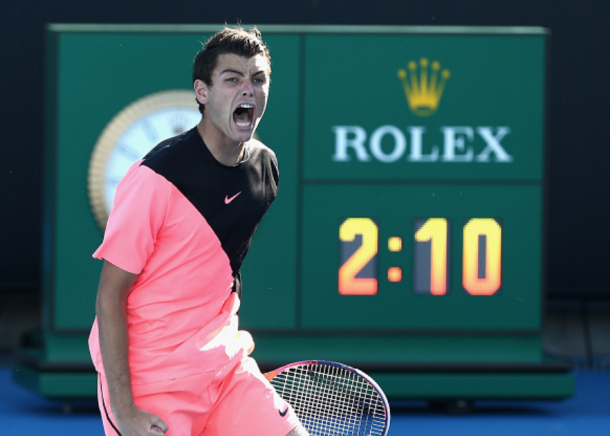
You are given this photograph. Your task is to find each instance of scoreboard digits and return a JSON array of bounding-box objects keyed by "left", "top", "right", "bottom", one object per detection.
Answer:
[
  {"left": 339, "top": 218, "right": 379, "bottom": 296},
  {"left": 339, "top": 217, "right": 503, "bottom": 297},
  {"left": 414, "top": 218, "right": 448, "bottom": 295},
  {"left": 462, "top": 219, "right": 502, "bottom": 296}
]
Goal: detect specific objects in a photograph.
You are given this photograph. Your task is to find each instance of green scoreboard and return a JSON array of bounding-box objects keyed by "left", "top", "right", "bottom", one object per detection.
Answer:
[{"left": 15, "top": 24, "right": 574, "bottom": 403}]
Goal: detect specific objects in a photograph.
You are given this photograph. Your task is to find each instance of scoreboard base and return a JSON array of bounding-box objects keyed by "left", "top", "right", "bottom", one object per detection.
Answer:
[
  {"left": 251, "top": 333, "right": 575, "bottom": 401},
  {"left": 13, "top": 333, "right": 96, "bottom": 400},
  {"left": 13, "top": 332, "right": 575, "bottom": 402},
  {"left": 13, "top": 363, "right": 573, "bottom": 402},
  {"left": 13, "top": 361, "right": 96, "bottom": 400},
  {"left": 372, "top": 370, "right": 575, "bottom": 401},
  {"left": 13, "top": 359, "right": 574, "bottom": 403}
]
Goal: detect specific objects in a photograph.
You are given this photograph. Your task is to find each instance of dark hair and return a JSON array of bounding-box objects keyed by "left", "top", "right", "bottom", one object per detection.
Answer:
[{"left": 192, "top": 26, "right": 271, "bottom": 115}]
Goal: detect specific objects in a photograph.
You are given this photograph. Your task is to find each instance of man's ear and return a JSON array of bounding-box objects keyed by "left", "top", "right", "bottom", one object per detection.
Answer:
[{"left": 194, "top": 79, "right": 209, "bottom": 105}]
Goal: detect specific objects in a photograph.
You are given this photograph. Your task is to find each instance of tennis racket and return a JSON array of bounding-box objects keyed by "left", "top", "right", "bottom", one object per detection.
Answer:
[{"left": 264, "top": 360, "right": 391, "bottom": 436}]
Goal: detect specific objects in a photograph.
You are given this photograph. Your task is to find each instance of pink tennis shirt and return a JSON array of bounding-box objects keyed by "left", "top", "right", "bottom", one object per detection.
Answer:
[{"left": 89, "top": 128, "right": 279, "bottom": 385}]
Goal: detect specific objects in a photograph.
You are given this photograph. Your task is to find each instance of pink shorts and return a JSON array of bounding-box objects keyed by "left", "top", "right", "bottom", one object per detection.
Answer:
[{"left": 97, "top": 356, "right": 300, "bottom": 436}]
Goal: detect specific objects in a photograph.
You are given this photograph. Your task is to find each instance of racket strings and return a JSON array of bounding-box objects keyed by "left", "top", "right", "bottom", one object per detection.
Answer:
[{"left": 270, "top": 363, "right": 387, "bottom": 436}]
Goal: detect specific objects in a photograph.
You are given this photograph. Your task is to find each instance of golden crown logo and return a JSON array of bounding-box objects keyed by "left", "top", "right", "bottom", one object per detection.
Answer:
[{"left": 398, "top": 58, "right": 450, "bottom": 117}]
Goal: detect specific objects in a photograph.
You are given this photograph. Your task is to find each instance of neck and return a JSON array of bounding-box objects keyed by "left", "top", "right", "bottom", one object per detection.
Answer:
[{"left": 196, "top": 121, "right": 245, "bottom": 166}]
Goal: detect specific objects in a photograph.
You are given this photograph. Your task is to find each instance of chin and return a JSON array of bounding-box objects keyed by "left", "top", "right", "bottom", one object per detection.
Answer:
[
  {"left": 236, "top": 133, "right": 254, "bottom": 143},
  {"left": 233, "top": 129, "right": 256, "bottom": 142}
]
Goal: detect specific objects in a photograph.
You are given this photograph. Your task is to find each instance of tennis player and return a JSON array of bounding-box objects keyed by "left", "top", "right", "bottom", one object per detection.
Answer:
[{"left": 89, "top": 26, "right": 307, "bottom": 436}]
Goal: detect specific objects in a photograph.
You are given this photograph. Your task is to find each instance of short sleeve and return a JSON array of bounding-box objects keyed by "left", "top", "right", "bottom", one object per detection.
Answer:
[{"left": 93, "top": 162, "right": 170, "bottom": 274}]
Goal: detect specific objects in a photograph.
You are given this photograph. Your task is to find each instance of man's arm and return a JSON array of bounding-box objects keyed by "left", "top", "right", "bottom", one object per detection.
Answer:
[{"left": 96, "top": 261, "right": 169, "bottom": 436}]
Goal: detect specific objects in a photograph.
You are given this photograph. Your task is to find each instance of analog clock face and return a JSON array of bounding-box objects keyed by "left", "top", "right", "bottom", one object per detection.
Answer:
[{"left": 88, "top": 90, "right": 201, "bottom": 230}]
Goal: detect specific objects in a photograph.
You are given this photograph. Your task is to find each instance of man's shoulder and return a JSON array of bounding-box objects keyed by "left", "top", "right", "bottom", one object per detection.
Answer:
[
  {"left": 246, "top": 138, "right": 279, "bottom": 186},
  {"left": 141, "top": 127, "right": 202, "bottom": 174},
  {"left": 247, "top": 138, "right": 277, "bottom": 163},
  {"left": 144, "top": 127, "right": 198, "bottom": 161}
]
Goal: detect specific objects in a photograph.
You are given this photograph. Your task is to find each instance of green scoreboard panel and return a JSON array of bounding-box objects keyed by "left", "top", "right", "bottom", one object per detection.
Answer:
[
  {"left": 15, "top": 24, "right": 574, "bottom": 402},
  {"left": 245, "top": 31, "right": 545, "bottom": 336},
  {"left": 301, "top": 186, "right": 541, "bottom": 330}
]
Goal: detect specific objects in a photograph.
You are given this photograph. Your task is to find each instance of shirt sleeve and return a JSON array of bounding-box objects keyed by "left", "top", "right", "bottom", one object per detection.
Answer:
[{"left": 93, "top": 162, "right": 170, "bottom": 274}]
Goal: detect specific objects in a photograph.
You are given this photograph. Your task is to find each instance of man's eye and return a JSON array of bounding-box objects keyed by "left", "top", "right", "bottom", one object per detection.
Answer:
[{"left": 226, "top": 77, "right": 238, "bottom": 82}]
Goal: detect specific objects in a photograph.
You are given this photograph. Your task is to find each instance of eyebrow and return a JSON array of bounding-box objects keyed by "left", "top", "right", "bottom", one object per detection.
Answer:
[
  {"left": 220, "top": 69, "right": 266, "bottom": 77},
  {"left": 220, "top": 68, "right": 244, "bottom": 76}
]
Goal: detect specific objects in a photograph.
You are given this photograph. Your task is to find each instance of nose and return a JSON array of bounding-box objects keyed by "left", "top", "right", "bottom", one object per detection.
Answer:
[{"left": 242, "top": 80, "right": 254, "bottom": 96}]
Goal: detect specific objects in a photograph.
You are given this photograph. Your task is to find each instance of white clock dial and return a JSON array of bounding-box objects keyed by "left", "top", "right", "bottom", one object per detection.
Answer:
[
  {"left": 88, "top": 90, "right": 201, "bottom": 230},
  {"left": 103, "top": 107, "right": 200, "bottom": 211}
]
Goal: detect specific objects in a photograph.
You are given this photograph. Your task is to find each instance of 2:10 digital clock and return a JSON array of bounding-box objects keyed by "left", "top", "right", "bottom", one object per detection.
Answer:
[{"left": 339, "top": 217, "right": 502, "bottom": 297}]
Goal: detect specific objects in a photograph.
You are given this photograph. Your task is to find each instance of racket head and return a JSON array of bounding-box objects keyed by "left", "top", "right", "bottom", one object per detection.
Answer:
[{"left": 265, "top": 360, "right": 390, "bottom": 436}]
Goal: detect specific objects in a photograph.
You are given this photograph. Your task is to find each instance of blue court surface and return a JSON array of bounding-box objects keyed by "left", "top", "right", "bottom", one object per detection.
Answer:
[{"left": 1, "top": 367, "right": 608, "bottom": 436}]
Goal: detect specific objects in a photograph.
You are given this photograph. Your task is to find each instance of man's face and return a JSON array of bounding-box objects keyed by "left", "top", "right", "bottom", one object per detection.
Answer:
[{"left": 195, "top": 53, "right": 270, "bottom": 146}]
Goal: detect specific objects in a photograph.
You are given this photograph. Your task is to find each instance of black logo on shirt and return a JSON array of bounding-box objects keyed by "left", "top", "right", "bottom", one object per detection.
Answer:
[{"left": 279, "top": 406, "right": 289, "bottom": 417}]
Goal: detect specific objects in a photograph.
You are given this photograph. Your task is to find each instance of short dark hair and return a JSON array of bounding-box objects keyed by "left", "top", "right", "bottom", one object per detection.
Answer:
[{"left": 192, "top": 26, "right": 271, "bottom": 115}]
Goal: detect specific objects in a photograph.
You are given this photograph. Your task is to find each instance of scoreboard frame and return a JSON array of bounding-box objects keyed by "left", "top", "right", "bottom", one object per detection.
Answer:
[{"left": 14, "top": 24, "right": 574, "bottom": 402}]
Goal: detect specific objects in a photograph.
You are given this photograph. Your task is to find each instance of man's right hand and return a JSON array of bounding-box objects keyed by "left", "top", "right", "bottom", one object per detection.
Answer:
[{"left": 116, "top": 405, "right": 169, "bottom": 436}]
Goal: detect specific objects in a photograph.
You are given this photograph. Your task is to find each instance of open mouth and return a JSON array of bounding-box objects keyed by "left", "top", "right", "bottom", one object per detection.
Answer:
[{"left": 233, "top": 104, "right": 255, "bottom": 129}]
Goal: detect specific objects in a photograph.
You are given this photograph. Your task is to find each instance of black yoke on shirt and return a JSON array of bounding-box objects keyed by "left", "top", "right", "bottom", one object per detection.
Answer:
[{"left": 141, "top": 127, "right": 279, "bottom": 297}]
